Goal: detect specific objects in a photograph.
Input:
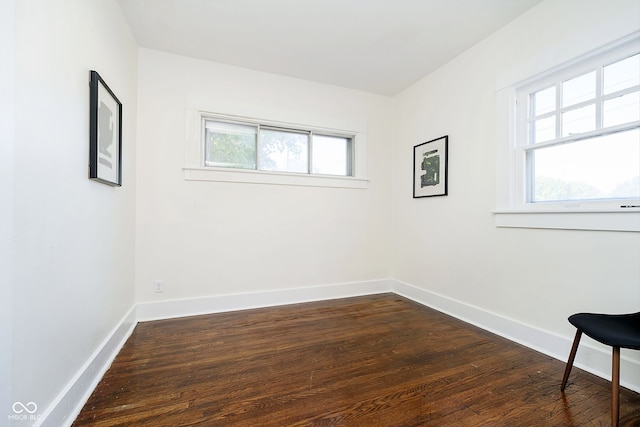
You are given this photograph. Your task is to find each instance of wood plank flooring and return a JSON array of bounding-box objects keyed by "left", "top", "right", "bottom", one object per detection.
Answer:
[{"left": 73, "top": 294, "right": 640, "bottom": 426}]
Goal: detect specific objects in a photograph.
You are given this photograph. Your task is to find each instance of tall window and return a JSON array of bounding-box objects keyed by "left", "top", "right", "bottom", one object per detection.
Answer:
[
  {"left": 204, "top": 118, "right": 353, "bottom": 177},
  {"left": 515, "top": 40, "right": 639, "bottom": 207}
]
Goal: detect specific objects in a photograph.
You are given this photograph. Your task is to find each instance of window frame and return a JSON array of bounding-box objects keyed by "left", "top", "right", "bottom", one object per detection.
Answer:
[
  {"left": 515, "top": 39, "right": 639, "bottom": 210},
  {"left": 202, "top": 115, "right": 355, "bottom": 176},
  {"left": 184, "top": 110, "right": 368, "bottom": 190},
  {"left": 494, "top": 32, "right": 640, "bottom": 232}
]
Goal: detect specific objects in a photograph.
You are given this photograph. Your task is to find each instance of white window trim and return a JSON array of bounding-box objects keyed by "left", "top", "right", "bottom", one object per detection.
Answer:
[
  {"left": 494, "top": 32, "right": 640, "bottom": 232},
  {"left": 183, "top": 167, "right": 368, "bottom": 189},
  {"left": 184, "top": 109, "right": 368, "bottom": 189},
  {"left": 493, "top": 209, "right": 640, "bottom": 232}
]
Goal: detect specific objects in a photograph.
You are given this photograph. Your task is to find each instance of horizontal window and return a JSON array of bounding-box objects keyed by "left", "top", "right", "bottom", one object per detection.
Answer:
[{"left": 203, "top": 117, "right": 353, "bottom": 177}]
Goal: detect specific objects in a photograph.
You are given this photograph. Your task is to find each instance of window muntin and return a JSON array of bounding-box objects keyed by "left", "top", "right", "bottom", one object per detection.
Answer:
[
  {"left": 203, "top": 118, "right": 354, "bottom": 177},
  {"left": 520, "top": 49, "right": 640, "bottom": 206}
]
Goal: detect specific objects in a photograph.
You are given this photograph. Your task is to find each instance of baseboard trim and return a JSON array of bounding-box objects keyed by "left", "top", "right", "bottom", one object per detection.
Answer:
[
  {"left": 42, "top": 278, "right": 639, "bottom": 427},
  {"left": 42, "top": 280, "right": 393, "bottom": 427},
  {"left": 136, "top": 279, "right": 395, "bottom": 322},
  {"left": 391, "top": 279, "right": 640, "bottom": 393},
  {"left": 37, "top": 305, "right": 138, "bottom": 427}
]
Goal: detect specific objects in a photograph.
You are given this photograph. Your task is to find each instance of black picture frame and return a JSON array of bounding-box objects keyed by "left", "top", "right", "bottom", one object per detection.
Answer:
[
  {"left": 413, "top": 135, "right": 448, "bottom": 198},
  {"left": 89, "top": 70, "right": 122, "bottom": 186}
]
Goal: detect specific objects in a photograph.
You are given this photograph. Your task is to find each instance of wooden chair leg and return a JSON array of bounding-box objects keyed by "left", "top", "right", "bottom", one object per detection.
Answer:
[
  {"left": 561, "top": 330, "right": 582, "bottom": 391},
  {"left": 612, "top": 346, "right": 620, "bottom": 427}
]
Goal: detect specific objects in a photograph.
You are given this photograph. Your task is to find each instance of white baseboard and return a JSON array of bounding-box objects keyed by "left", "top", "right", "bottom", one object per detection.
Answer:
[
  {"left": 391, "top": 279, "right": 640, "bottom": 393},
  {"left": 136, "top": 279, "right": 395, "bottom": 321},
  {"left": 37, "top": 306, "right": 138, "bottom": 427},
  {"left": 39, "top": 279, "right": 393, "bottom": 427},
  {"left": 39, "top": 278, "right": 639, "bottom": 427}
]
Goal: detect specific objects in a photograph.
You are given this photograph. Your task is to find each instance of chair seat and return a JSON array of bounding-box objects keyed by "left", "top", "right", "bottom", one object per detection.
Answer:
[{"left": 569, "top": 312, "right": 640, "bottom": 349}]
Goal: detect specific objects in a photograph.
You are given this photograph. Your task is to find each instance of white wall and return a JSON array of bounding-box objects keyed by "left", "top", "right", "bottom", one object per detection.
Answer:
[
  {"left": 7, "top": 0, "right": 640, "bottom": 422},
  {"left": 1, "top": 0, "right": 16, "bottom": 420},
  {"left": 11, "top": 0, "right": 137, "bottom": 424},
  {"left": 135, "top": 49, "right": 392, "bottom": 304},
  {"left": 392, "top": 0, "right": 640, "bottom": 385}
]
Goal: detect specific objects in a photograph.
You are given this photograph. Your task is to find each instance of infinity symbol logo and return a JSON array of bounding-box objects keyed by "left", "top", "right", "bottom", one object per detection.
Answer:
[{"left": 13, "top": 401, "right": 38, "bottom": 414}]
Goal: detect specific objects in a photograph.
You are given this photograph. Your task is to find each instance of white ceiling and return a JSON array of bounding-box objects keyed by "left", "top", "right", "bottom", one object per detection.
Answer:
[{"left": 118, "top": 0, "right": 543, "bottom": 96}]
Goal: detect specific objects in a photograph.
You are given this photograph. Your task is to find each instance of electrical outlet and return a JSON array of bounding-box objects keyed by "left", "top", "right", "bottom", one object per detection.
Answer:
[{"left": 154, "top": 280, "right": 164, "bottom": 293}]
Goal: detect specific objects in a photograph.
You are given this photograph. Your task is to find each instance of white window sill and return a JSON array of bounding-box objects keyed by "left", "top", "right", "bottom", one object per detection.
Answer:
[
  {"left": 493, "top": 209, "right": 640, "bottom": 232},
  {"left": 183, "top": 167, "right": 368, "bottom": 189}
]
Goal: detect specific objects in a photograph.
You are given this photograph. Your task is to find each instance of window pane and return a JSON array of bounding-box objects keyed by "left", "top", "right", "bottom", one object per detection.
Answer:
[
  {"left": 532, "top": 86, "right": 556, "bottom": 116},
  {"left": 312, "top": 135, "right": 351, "bottom": 176},
  {"left": 603, "top": 91, "right": 640, "bottom": 128},
  {"left": 531, "top": 128, "right": 640, "bottom": 202},
  {"left": 533, "top": 116, "right": 555, "bottom": 143},
  {"left": 604, "top": 54, "right": 640, "bottom": 95},
  {"left": 562, "top": 104, "right": 595, "bottom": 136},
  {"left": 562, "top": 71, "right": 595, "bottom": 107},
  {"left": 204, "top": 120, "right": 257, "bottom": 169},
  {"left": 259, "top": 129, "right": 308, "bottom": 173}
]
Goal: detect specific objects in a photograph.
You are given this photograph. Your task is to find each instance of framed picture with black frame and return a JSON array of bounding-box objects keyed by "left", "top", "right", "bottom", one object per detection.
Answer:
[
  {"left": 89, "top": 70, "right": 122, "bottom": 186},
  {"left": 413, "top": 135, "right": 448, "bottom": 198}
]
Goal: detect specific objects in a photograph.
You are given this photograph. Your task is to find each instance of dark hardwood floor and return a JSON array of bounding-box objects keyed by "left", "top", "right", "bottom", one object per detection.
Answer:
[{"left": 73, "top": 294, "right": 640, "bottom": 426}]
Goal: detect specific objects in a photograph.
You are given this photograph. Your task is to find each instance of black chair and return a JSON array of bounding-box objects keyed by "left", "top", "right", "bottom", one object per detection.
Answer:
[{"left": 561, "top": 312, "right": 640, "bottom": 427}]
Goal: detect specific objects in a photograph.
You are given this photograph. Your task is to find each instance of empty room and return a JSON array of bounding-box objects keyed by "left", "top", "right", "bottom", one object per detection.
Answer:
[{"left": 2, "top": 0, "right": 639, "bottom": 426}]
